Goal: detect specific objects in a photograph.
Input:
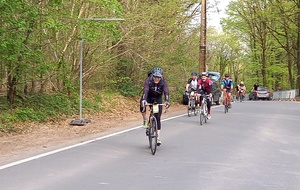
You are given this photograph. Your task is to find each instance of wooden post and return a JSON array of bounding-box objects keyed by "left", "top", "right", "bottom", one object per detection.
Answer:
[{"left": 199, "top": 0, "right": 207, "bottom": 73}]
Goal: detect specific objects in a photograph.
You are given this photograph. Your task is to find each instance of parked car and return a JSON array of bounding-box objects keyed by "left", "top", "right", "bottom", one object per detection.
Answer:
[
  {"left": 182, "top": 71, "right": 222, "bottom": 105},
  {"left": 207, "top": 71, "right": 222, "bottom": 105},
  {"left": 249, "top": 86, "right": 273, "bottom": 100}
]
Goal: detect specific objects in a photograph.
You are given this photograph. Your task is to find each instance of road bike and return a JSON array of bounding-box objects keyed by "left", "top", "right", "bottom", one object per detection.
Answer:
[
  {"left": 199, "top": 94, "right": 210, "bottom": 125},
  {"left": 187, "top": 91, "right": 199, "bottom": 117},
  {"left": 238, "top": 90, "right": 245, "bottom": 102},
  {"left": 144, "top": 103, "right": 166, "bottom": 155},
  {"left": 223, "top": 91, "right": 230, "bottom": 113}
]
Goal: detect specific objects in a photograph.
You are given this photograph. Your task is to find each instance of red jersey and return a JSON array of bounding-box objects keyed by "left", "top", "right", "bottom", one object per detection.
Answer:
[{"left": 197, "top": 78, "right": 213, "bottom": 94}]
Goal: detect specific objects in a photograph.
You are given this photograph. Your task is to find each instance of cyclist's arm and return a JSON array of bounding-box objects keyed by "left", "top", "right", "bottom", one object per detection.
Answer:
[
  {"left": 230, "top": 81, "right": 234, "bottom": 91},
  {"left": 141, "top": 77, "right": 150, "bottom": 101},
  {"left": 197, "top": 80, "right": 202, "bottom": 94},
  {"left": 220, "top": 80, "right": 225, "bottom": 90},
  {"left": 185, "top": 78, "right": 192, "bottom": 91},
  {"left": 163, "top": 77, "right": 170, "bottom": 102},
  {"left": 207, "top": 80, "right": 213, "bottom": 97}
]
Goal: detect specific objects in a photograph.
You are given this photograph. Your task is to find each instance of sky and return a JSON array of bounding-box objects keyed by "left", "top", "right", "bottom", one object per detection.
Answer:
[{"left": 206, "top": 0, "right": 232, "bottom": 31}]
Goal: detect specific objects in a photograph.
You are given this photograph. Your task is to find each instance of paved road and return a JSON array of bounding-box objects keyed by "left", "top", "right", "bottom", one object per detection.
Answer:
[{"left": 0, "top": 101, "right": 300, "bottom": 190}]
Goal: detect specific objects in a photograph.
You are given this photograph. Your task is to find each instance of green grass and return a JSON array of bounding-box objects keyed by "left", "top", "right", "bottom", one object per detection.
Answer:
[{"left": 0, "top": 93, "right": 87, "bottom": 133}]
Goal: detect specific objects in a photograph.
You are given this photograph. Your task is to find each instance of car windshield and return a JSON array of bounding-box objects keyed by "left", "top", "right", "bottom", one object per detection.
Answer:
[
  {"left": 258, "top": 87, "right": 268, "bottom": 91},
  {"left": 208, "top": 74, "right": 219, "bottom": 82}
]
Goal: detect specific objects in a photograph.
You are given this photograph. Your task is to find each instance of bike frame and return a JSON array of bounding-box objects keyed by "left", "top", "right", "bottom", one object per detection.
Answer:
[
  {"left": 145, "top": 103, "right": 166, "bottom": 155},
  {"left": 188, "top": 91, "right": 199, "bottom": 117},
  {"left": 223, "top": 91, "right": 229, "bottom": 113},
  {"left": 199, "top": 94, "right": 209, "bottom": 125}
]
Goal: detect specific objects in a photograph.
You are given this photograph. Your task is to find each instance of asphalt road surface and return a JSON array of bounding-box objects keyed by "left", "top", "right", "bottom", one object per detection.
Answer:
[{"left": 0, "top": 101, "right": 300, "bottom": 190}]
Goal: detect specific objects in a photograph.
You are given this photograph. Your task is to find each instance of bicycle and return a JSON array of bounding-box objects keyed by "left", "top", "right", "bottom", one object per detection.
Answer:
[
  {"left": 238, "top": 90, "right": 245, "bottom": 102},
  {"left": 223, "top": 91, "right": 230, "bottom": 113},
  {"left": 144, "top": 103, "right": 166, "bottom": 155},
  {"left": 199, "top": 94, "right": 210, "bottom": 125},
  {"left": 187, "top": 91, "right": 199, "bottom": 117}
]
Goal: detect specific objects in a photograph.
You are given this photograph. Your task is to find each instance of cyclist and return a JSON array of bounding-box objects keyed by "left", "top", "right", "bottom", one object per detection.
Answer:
[
  {"left": 238, "top": 81, "right": 246, "bottom": 98},
  {"left": 252, "top": 82, "right": 259, "bottom": 92},
  {"left": 221, "top": 73, "right": 234, "bottom": 107},
  {"left": 140, "top": 67, "right": 170, "bottom": 146},
  {"left": 235, "top": 84, "right": 239, "bottom": 100},
  {"left": 251, "top": 82, "right": 259, "bottom": 100},
  {"left": 197, "top": 72, "right": 213, "bottom": 119},
  {"left": 185, "top": 71, "right": 200, "bottom": 106}
]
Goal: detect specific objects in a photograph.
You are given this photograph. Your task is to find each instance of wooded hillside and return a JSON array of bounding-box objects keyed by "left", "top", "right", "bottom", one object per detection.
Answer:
[{"left": 0, "top": 0, "right": 299, "bottom": 104}]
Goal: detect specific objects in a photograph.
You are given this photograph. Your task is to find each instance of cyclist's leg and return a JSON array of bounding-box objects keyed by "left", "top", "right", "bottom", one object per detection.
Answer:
[
  {"left": 140, "top": 97, "right": 148, "bottom": 126},
  {"left": 222, "top": 89, "right": 226, "bottom": 104},
  {"left": 227, "top": 90, "right": 232, "bottom": 105},
  {"left": 207, "top": 97, "right": 212, "bottom": 114},
  {"left": 199, "top": 94, "right": 203, "bottom": 106},
  {"left": 154, "top": 97, "right": 163, "bottom": 138},
  {"left": 206, "top": 97, "right": 212, "bottom": 119},
  {"left": 195, "top": 92, "right": 199, "bottom": 106}
]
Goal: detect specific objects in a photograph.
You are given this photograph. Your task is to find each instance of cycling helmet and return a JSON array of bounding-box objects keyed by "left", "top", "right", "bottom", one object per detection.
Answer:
[
  {"left": 240, "top": 81, "right": 244, "bottom": 84},
  {"left": 225, "top": 73, "right": 230, "bottom": 77},
  {"left": 201, "top": 72, "right": 208, "bottom": 77},
  {"left": 153, "top": 71, "right": 162, "bottom": 78},
  {"left": 152, "top": 67, "right": 163, "bottom": 75},
  {"left": 191, "top": 71, "right": 197, "bottom": 76}
]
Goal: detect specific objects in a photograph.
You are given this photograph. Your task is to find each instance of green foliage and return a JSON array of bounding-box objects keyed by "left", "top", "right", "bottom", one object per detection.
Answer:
[{"left": 118, "top": 77, "right": 139, "bottom": 97}]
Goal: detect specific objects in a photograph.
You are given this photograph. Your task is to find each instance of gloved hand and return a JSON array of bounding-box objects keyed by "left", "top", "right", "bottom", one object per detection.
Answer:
[
  {"left": 142, "top": 100, "right": 147, "bottom": 107},
  {"left": 165, "top": 101, "right": 170, "bottom": 108}
]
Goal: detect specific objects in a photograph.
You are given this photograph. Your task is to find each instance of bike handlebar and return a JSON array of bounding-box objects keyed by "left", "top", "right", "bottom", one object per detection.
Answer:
[{"left": 143, "top": 103, "right": 169, "bottom": 113}]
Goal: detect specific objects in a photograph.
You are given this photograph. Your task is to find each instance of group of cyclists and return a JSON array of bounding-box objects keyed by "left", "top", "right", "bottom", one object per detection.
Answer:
[{"left": 139, "top": 67, "right": 258, "bottom": 147}]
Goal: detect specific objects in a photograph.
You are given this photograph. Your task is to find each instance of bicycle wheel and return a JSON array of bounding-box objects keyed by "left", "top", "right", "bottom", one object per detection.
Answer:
[
  {"left": 204, "top": 104, "right": 208, "bottom": 123},
  {"left": 192, "top": 99, "right": 198, "bottom": 116},
  {"left": 148, "top": 116, "right": 158, "bottom": 155},
  {"left": 199, "top": 110, "right": 203, "bottom": 125},
  {"left": 187, "top": 99, "right": 192, "bottom": 117},
  {"left": 224, "top": 97, "right": 228, "bottom": 113},
  {"left": 199, "top": 103, "right": 204, "bottom": 125},
  {"left": 194, "top": 106, "right": 198, "bottom": 116}
]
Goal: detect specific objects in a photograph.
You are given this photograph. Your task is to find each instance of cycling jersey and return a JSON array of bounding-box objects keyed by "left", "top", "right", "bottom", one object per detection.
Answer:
[
  {"left": 142, "top": 76, "right": 169, "bottom": 103},
  {"left": 253, "top": 84, "right": 259, "bottom": 91},
  {"left": 239, "top": 84, "right": 246, "bottom": 90},
  {"left": 197, "top": 78, "right": 213, "bottom": 94},
  {"left": 221, "top": 78, "right": 233, "bottom": 89},
  {"left": 187, "top": 78, "right": 199, "bottom": 91}
]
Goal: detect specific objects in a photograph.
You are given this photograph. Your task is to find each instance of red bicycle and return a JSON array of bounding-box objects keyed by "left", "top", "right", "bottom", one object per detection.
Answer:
[{"left": 223, "top": 91, "right": 230, "bottom": 113}]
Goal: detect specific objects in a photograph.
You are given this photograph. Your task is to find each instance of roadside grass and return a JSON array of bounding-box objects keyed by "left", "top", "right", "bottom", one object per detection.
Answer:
[{"left": 0, "top": 91, "right": 127, "bottom": 133}]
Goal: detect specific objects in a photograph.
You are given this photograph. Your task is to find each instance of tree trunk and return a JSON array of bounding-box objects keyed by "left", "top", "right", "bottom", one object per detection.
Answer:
[{"left": 6, "top": 66, "right": 17, "bottom": 104}]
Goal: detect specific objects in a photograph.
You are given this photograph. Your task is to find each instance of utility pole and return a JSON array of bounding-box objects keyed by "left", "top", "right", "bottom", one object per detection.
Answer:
[{"left": 199, "top": 0, "right": 207, "bottom": 73}]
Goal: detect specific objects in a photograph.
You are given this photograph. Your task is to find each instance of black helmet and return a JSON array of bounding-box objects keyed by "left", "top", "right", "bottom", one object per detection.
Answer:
[
  {"left": 225, "top": 73, "right": 230, "bottom": 77},
  {"left": 191, "top": 71, "right": 197, "bottom": 76},
  {"left": 201, "top": 72, "right": 208, "bottom": 77}
]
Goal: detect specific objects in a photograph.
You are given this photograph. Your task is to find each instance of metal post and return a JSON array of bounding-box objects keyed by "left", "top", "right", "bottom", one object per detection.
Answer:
[
  {"left": 199, "top": 0, "right": 207, "bottom": 73},
  {"left": 79, "top": 25, "right": 83, "bottom": 121},
  {"left": 70, "top": 18, "right": 124, "bottom": 126}
]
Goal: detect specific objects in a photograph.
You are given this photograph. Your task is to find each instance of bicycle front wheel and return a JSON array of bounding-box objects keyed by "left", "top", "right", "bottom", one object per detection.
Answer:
[
  {"left": 204, "top": 104, "right": 208, "bottom": 123},
  {"left": 199, "top": 108, "right": 203, "bottom": 125},
  {"left": 187, "top": 100, "right": 192, "bottom": 117},
  {"left": 148, "top": 116, "right": 158, "bottom": 155}
]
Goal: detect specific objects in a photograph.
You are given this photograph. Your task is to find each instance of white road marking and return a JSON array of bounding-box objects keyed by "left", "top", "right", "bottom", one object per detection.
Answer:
[{"left": 0, "top": 105, "right": 222, "bottom": 170}]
